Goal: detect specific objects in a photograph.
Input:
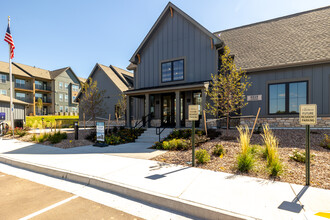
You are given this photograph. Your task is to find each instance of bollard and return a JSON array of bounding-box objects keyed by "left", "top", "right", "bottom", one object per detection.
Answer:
[{"left": 74, "top": 122, "right": 78, "bottom": 140}]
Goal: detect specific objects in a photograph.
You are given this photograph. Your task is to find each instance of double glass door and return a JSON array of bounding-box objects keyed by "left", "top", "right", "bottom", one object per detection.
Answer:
[{"left": 161, "top": 94, "right": 175, "bottom": 127}]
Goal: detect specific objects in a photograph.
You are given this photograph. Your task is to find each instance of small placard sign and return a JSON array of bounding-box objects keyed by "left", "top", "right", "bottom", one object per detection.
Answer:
[
  {"left": 247, "top": 95, "right": 262, "bottom": 101},
  {"left": 0, "top": 112, "right": 5, "bottom": 120},
  {"left": 96, "top": 122, "right": 105, "bottom": 142},
  {"left": 299, "top": 104, "right": 317, "bottom": 125},
  {"left": 188, "top": 105, "right": 199, "bottom": 121}
]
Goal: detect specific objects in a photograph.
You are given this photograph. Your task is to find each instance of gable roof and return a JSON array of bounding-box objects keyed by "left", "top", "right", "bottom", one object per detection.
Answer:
[
  {"left": 0, "top": 94, "right": 29, "bottom": 105},
  {"left": 75, "top": 63, "right": 132, "bottom": 101},
  {"left": 49, "top": 67, "right": 69, "bottom": 79},
  {"left": 78, "top": 77, "right": 87, "bottom": 83},
  {"left": 129, "top": 2, "right": 222, "bottom": 63},
  {"left": 214, "top": 6, "right": 330, "bottom": 71},
  {"left": 13, "top": 62, "right": 52, "bottom": 80},
  {"left": 110, "top": 65, "right": 134, "bottom": 88},
  {"left": 0, "top": 61, "right": 31, "bottom": 78}
]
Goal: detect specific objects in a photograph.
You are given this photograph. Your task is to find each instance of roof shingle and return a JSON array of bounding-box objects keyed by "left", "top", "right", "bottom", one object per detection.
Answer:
[{"left": 214, "top": 6, "right": 330, "bottom": 71}]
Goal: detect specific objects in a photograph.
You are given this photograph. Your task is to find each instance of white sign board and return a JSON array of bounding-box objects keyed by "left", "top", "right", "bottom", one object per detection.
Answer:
[
  {"left": 299, "top": 104, "right": 317, "bottom": 125},
  {"left": 247, "top": 95, "right": 262, "bottom": 101},
  {"left": 189, "top": 105, "right": 199, "bottom": 121},
  {"left": 96, "top": 122, "right": 105, "bottom": 142}
]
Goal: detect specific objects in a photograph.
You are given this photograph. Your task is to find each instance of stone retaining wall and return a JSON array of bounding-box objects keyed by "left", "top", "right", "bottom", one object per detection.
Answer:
[{"left": 240, "top": 117, "right": 330, "bottom": 128}]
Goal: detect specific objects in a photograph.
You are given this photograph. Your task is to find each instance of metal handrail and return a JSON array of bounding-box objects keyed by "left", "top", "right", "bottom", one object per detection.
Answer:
[
  {"left": 130, "top": 113, "right": 153, "bottom": 137},
  {"left": 156, "top": 126, "right": 168, "bottom": 142}
]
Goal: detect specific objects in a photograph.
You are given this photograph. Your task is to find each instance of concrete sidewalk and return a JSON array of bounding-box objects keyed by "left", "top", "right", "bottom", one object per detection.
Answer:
[{"left": 0, "top": 139, "right": 329, "bottom": 219}]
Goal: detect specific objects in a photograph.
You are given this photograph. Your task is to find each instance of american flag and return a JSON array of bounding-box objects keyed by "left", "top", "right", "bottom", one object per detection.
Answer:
[{"left": 4, "top": 25, "right": 15, "bottom": 59}]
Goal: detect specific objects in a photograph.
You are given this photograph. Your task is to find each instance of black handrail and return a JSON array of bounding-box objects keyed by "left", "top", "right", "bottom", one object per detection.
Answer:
[
  {"left": 130, "top": 113, "right": 153, "bottom": 137},
  {"left": 156, "top": 126, "right": 168, "bottom": 142}
]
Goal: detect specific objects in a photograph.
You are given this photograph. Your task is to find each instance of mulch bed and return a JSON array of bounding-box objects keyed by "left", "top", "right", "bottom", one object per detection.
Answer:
[
  {"left": 3, "top": 129, "right": 94, "bottom": 149},
  {"left": 152, "top": 129, "right": 330, "bottom": 189}
]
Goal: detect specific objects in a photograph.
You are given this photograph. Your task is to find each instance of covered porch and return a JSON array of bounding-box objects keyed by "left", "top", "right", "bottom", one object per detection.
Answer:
[{"left": 125, "top": 82, "right": 209, "bottom": 128}]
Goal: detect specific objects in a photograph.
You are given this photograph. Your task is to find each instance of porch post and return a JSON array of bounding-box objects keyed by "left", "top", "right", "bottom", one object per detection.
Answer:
[
  {"left": 126, "top": 95, "right": 131, "bottom": 127},
  {"left": 175, "top": 90, "right": 180, "bottom": 128},
  {"left": 201, "top": 89, "right": 206, "bottom": 128},
  {"left": 145, "top": 93, "right": 150, "bottom": 128}
]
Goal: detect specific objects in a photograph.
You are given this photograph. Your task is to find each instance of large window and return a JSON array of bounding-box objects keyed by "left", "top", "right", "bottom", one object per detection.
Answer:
[
  {"left": 35, "top": 93, "right": 43, "bottom": 102},
  {"left": 0, "top": 74, "right": 6, "bottom": 83},
  {"left": 65, "top": 83, "right": 69, "bottom": 89},
  {"left": 15, "top": 79, "right": 25, "bottom": 88},
  {"left": 269, "top": 81, "right": 307, "bottom": 114},
  {"left": 59, "top": 82, "right": 63, "bottom": 90},
  {"left": 59, "top": 93, "right": 63, "bottom": 101},
  {"left": 161, "top": 59, "right": 184, "bottom": 82},
  {"left": 16, "top": 92, "right": 25, "bottom": 101},
  {"left": 65, "top": 94, "right": 68, "bottom": 102}
]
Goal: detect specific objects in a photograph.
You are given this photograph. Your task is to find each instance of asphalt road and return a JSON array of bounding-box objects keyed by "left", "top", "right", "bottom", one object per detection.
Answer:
[{"left": 0, "top": 172, "right": 143, "bottom": 220}]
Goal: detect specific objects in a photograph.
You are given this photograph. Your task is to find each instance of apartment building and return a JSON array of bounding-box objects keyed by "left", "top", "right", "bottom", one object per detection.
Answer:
[{"left": 0, "top": 61, "right": 82, "bottom": 116}]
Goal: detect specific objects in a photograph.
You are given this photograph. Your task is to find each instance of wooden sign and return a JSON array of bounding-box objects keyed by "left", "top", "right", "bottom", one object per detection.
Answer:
[
  {"left": 188, "top": 105, "right": 199, "bottom": 121},
  {"left": 299, "top": 104, "right": 317, "bottom": 125}
]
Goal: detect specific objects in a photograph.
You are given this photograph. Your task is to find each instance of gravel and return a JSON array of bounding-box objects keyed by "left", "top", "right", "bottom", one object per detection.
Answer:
[{"left": 152, "top": 129, "right": 330, "bottom": 189}]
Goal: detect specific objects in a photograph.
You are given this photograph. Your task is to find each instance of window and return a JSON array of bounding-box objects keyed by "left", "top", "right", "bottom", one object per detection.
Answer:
[
  {"left": 65, "top": 83, "right": 69, "bottom": 89},
  {"left": 35, "top": 80, "right": 42, "bottom": 89},
  {"left": 15, "top": 79, "right": 25, "bottom": 88},
  {"left": 0, "top": 74, "right": 6, "bottom": 83},
  {"left": 59, "top": 93, "right": 63, "bottom": 101},
  {"left": 59, "top": 106, "right": 63, "bottom": 112},
  {"left": 0, "top": 89, "right": 7, "bottom": 95},
  {"left": 269, "top": 81, "right": 307, "bottom": 114},
  {"left": 65, "top": 94, "right": 68, "bottom": 102},
  {"left": 35, "top": 93, "right": 43, "bottom": 102},
  {"left": 16, "top": 92, "right": 25, "bottom": 101},
  {"left": 65, "top": 106, "right": 68, "bottom": 112},
  {"left": 161, "top": 59, "right": 184, "bottom": 82},
  {"left": 72, "top": 84, "right": 79, "bottom": 92},
  {"left": 72, "top": 96, "right": 76, "bottom": 102},
  {"left": 59, "top": 82, "right": 63, "bottom": 90}
]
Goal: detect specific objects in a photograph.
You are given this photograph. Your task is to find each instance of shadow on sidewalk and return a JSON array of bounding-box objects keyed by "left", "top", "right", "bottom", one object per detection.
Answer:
[{"left": 278, "top": 185, "right": 309, "bottom": 213}]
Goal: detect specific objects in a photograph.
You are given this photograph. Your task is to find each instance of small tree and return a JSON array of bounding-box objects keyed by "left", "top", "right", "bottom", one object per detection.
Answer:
[
  {"left": 115, "top": 94, "right": 127, "bottom": 120},
  {"left": 206, "top": 46, "right": 251, "bottom": 131},
  {"left": 36, "top": 98, "right": 43, "bottom": 115},
  {"left": 79, "top": 77, "right": 106, "bottom": 126}
]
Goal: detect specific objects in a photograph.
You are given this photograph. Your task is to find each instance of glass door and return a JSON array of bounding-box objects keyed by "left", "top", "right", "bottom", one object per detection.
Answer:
[{"left": 161, "top": 94, "right": 175, "bottom": 127}]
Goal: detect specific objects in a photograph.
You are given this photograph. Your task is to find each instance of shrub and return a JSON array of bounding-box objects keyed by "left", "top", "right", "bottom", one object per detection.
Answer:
[
  {"left": 85, "top": 130, "right": 96, "bottom": 141},
  {"left": 261, "top": 124, "right": 283, "bottom": 176},
  {"left": 161, "top": 139, "right": 189, "bottom": 151},
  {"left": 31, "top": 134, "right": 37, "bottom": 141},
  {"left": 195, "top": 149, "right": 210, "bottom": 164},
  {"left": 105, "top": 135, "right": 121, "bottom": 145},
  {"left": 112, "top": 126, "right": 118, "bottom": 133},
  {"left": 213, "top": 144, "right": 225, "bottom": 157},
  {"left": 236, "top": 125, "right": 254, "bottom": 172},
  {"left": 320, "top": 134, "right": 330, "bottom": 150},
  {"left": 36, "top": 133, "right": 49, "bottom": 143},
  {"left": 48, "top": 131, "right": 67, "bottom": 144},
  {"left": 290, "top": 150, "right": 315, "bottom": 163}
]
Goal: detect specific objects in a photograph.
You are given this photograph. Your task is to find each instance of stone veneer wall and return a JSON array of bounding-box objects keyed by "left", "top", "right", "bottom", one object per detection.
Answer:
[{"left": 240, "top": 117, "right": 330, "bottom": 128}]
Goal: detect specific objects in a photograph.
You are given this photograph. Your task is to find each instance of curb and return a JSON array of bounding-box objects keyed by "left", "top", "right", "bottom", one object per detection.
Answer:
[{"left": 0, "top": 155, "right": 256, "bottom": 220}]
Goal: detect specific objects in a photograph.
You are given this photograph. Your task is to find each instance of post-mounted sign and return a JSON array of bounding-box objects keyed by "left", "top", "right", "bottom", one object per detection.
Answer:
[
  {"left": 188, "top": 105, "right": 199, "bottom": 121},
  {"left": 299, "top": 104, "right": 317, "bottom": 125}
]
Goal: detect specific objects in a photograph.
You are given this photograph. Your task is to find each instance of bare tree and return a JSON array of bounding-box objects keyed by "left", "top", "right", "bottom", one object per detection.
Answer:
[{"left": 79, "top": 77, "right": 106, "bottom": 126}]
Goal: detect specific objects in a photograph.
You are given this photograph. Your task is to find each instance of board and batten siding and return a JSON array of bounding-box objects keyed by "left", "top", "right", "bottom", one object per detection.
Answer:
[
  {"left": 243, "top": 63, "right": 330, "bottom": 117},
  {"left": 135, "top": 10, "right": 217, "bottom": 90},
  {"left": 0, "top": 102, "right": 26, "bottom": 121}
]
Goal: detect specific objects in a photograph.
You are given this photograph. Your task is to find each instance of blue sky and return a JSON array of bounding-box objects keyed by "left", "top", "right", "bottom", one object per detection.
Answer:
[{"left": 0, "top": 0, "right": 329, "bottom": 78}]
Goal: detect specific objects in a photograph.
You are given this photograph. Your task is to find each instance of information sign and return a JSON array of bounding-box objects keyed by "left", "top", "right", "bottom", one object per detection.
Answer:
[
  {"left": 247, "top": 95, "right": 262, "bottom": 101},
  {"left": 299, "top": 104, "right": 317, "bottom": 125},
  {"left": 188, "top": 105, "right": 199, "bottom": 121},
  {"left": 0, "top": 112, "right": 5, "bottom": 120},
  {"left": 96, "top": 122, "right": 105, "bottom": 142}
]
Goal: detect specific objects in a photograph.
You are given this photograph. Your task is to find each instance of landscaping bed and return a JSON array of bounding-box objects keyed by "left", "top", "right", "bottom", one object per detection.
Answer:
[{"left": 152, "top": 128, "right": 330, "bottom": 189}]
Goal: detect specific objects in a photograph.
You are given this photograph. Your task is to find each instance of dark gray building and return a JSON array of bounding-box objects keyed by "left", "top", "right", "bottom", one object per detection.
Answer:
[
  {"left": 125, "top": 2, "right": 330, "bottom": 128},
  {"left": 76, "top": 64, "right": 133, "bottom": 122}
]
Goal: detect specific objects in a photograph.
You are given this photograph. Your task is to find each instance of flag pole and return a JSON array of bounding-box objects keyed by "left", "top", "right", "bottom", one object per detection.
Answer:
[{"left": 8, "top": 16, "right": 14, "bottom": 135}]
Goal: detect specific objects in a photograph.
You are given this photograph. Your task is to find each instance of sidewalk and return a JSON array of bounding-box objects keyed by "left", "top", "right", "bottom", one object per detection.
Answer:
[{"left": 0, "top": 138, "right": 329, "bottom": 220}]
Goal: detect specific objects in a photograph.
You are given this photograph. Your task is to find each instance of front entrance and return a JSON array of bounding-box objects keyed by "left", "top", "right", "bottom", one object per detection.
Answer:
[{"left": 161, "top": 94, "right": 175, "bottom": 127}]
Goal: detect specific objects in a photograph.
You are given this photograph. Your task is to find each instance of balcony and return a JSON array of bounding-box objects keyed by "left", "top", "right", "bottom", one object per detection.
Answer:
[
  {"left": 35, "top": 97, "right": 52, "bottom": 104},
  {"left": 16, "top": 96, "right": 33, "bottom": 104},
  {"left": 15, "top": 83, "right": 33, "bottom": 92},
  {"left": 35, "top": 84, "right": 52, "bottom": 92}
]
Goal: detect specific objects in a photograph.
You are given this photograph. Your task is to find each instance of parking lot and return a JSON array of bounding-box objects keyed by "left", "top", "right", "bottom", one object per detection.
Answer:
[{"left": 0, "top": 172, "right": 143, "bottom": 220}]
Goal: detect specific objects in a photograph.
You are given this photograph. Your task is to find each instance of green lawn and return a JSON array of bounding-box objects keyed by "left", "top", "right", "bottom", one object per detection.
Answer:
[{"left": 26, "top": 115, "right": 79, "bottom": 128}]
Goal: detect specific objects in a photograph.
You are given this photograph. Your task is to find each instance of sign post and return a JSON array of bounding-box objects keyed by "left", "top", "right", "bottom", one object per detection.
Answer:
[
  {"left": 189, "top": 105, "right": 199, "bottom": 167},
  {"left": 94, "top": 121, "right": 108, "bottom": 147},
  {"left": 299, "top": 104, "right": 317, "bottom": 186}
]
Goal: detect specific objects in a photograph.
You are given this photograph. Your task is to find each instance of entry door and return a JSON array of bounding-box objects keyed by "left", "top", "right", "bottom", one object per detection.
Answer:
[{"left": 161, "top": 94, "right": 175, "bottom": 127}]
